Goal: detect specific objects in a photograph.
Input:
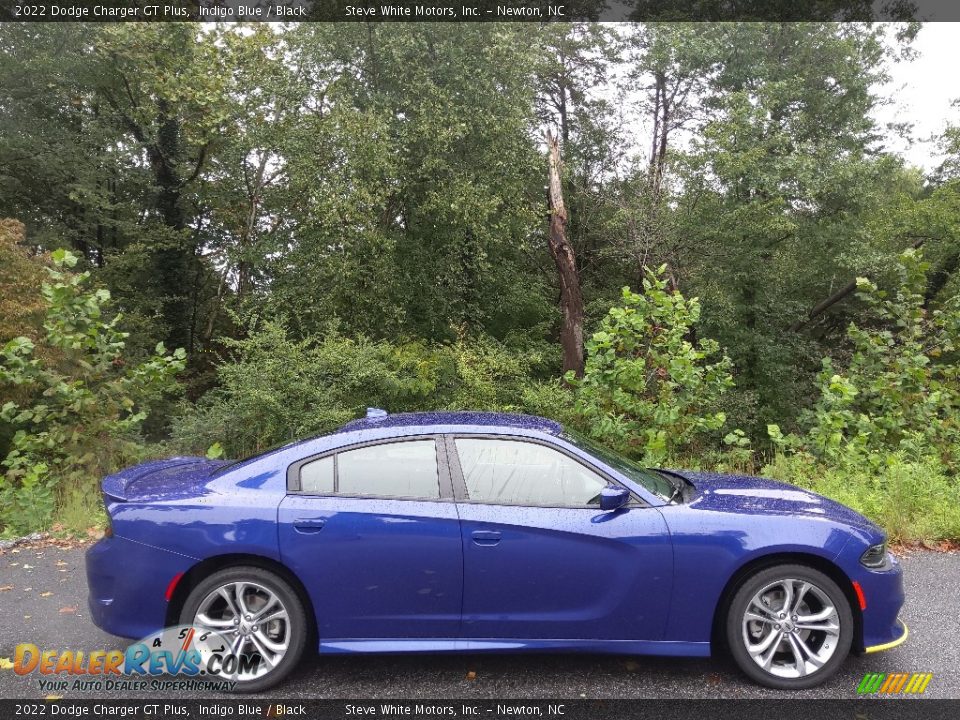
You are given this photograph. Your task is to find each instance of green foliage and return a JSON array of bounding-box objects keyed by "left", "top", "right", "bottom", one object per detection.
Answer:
[
  {"left": 0, "top": 251, "right": 185, "bottom": 536},
  {"left": 569, "top": 266, "right": 735, "bottom": 463},
  {"left": 174, "top": 321, "right": 414, "bottom": 457},
  {"left": 57, "top": 483, "right": 108, "bottom": 538},
  {"left": 173, "top": 320, "right": 547, "bottom": 459},
  {"left": 0, "top": 219, "right": 50, "bottom": 463},
  {"left": 665, "top": 24, "right": 905, "bottom": 435},
  {"left": 0, "top": 219, "right": 47, "bottom": 348},
  {"left": 3, "top": 24, "right": 960, "bottom": 545},
  {"left": 761, "top": 249, "right": 960, "bottom": 543},
  {"left": 770, "top": 250, "right": 960, "bottom": 467},
  {"left": 261, "top": 24, "right": 549, "bottom": 345}
]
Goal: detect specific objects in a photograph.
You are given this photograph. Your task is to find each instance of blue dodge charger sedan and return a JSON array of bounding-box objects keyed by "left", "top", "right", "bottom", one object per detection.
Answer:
[{"left": 86, "top": 410, "right": 906, "bottom": 691}]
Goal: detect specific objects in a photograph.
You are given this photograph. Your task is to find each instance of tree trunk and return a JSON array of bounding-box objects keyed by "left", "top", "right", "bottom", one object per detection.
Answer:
[
  {"left": 546, "top": 129, "right": 585, "bottom": 378},
  {"left": 790, "top": 238, "right": 927, "bottom": 332}
]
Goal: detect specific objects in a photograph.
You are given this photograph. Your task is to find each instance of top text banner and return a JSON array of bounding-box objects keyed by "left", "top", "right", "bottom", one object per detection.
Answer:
[{"left": 2, "top": 0, "right": 960, "bottom": 22}]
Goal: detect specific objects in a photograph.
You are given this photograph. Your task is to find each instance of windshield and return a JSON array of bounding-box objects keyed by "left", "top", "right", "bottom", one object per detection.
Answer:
[{"left": 561, "top": 430, "right": 676, "bottom": 501}]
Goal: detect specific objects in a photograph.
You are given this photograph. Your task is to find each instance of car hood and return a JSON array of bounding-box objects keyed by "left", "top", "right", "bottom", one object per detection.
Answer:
[{"left": 672, "top": 470, "right": 881, "bottom": 532}]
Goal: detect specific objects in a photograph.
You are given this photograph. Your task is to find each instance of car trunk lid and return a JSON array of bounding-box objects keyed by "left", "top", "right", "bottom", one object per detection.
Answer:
[{"left": 101, "top": 457, "right": 228, "bottom": 502}]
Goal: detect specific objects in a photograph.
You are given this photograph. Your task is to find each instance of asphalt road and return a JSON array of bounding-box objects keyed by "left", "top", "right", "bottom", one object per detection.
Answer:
[{"left": 1, "top": 542, "right": 957, "bottom": 700}]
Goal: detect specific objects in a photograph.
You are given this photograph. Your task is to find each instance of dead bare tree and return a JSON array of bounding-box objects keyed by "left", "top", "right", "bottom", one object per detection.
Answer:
[{"left": 546, "top": 129, "right": 585, "bottom": 378}]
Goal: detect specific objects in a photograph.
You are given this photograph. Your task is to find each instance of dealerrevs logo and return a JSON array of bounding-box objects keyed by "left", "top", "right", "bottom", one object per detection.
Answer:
[{"left": 13, "top": 625, "right": 258, "bottom": 691}]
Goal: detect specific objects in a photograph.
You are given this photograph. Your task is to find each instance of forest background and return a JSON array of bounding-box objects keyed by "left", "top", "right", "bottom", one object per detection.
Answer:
[{"left": 3, "top": 22, "right": 960, "bottom": 542}]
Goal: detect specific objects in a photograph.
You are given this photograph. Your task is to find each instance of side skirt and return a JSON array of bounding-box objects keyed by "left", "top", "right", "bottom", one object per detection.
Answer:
[{"left": 319, "top": 638, "right": 711, "bottom": 657}]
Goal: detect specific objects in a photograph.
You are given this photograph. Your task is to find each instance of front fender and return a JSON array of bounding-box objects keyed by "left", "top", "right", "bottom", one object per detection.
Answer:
[{"left": 659, "top": 505, "right": 859, "bottom": 643}]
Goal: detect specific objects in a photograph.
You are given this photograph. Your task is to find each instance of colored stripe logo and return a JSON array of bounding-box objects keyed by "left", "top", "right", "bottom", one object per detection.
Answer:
[{"left": 858, "top": 672, "right": 932, "bottom": 694}]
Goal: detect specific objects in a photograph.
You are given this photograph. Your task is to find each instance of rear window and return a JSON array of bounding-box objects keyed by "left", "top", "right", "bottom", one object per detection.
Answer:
[{"left": 299, "top": 440, "right": 440, "bottom": 499}]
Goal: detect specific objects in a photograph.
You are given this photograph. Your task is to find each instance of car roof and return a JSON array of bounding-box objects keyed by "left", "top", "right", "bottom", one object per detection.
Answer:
[{"left": 337, "top": 410, "right": 563, "bottom": 436}]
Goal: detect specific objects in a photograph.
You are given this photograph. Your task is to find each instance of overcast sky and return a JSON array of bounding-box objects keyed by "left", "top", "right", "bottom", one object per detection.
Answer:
[
  {"left": 870, "top": 23, "right": 959, "bottom": 172},
  {"left": 597, "top": 20, "right": 959, "bottom": 174}
]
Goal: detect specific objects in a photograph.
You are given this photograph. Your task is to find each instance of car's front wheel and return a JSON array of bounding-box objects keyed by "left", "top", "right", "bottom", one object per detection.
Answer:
[
  {"left": 179, "top": 566, "right": 309, "bottom": 692},
  {"left": 726, "top": 564, "right": 853, "bottom": 689}
]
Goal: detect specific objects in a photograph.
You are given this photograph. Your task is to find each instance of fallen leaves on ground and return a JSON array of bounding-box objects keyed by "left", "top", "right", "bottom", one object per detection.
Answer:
[
  {"left": 45, "top": 695, "right": 62, "bottom": 701},
  {"left": 0, "top": 658, "right": 13, "bottom": 670},
  {"left": 0, "top": 585, "right": 12, "bottom": 592},
  {"left": 59, "top": 606, "right": 77, "bottom": 614},
  {"left": 465, "top": 671, "right": 477, "bottom": 681},
  {"left": 0, "top": 533, "right": 93, "bottom": 555},
  {"left": 892, "top": 539, "right": 960, "bottom": 555},
  {"left": 40, "top": 591, "right": 52, "bottom": 597}
]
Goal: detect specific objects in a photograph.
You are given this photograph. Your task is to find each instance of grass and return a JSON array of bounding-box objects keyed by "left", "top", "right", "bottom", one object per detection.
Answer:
[{"left": 55, "top": 485, "right": 107, "bottom": 538}]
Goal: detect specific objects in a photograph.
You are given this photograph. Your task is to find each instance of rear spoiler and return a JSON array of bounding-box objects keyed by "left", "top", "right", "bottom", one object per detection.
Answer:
[{"left": 100, "top": 457, "right": 201, "bottom": 502}]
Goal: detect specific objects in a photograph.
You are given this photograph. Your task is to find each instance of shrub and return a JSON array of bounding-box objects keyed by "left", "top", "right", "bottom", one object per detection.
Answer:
[
  {"left": 569, "top": 266, "right": 737, "bottom": 464},
  {"left": 769, "top": 249, "right": 960, "bottom": 469},
  {"left": 0, "top": 219, "right": 49, "bottom": 462},
  {"left": 0, "top": 250, "right": 184, "bottom": 536},
  {"left": 173, "top": 321, "right": 548, "bottom": 459}
]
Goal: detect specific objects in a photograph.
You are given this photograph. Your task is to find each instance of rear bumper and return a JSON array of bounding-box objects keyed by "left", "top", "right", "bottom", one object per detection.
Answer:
[{"left": 85, "top": 535, "right": 195, "bottom": 639}]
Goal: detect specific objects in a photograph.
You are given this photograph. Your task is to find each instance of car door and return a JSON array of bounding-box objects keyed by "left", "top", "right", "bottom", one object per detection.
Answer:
[
  {"left": 278, "top": 436, "right": 463, "bottom": 641},
  {"left": 448, "top": 434, "right": 673, "bottom": 642}
]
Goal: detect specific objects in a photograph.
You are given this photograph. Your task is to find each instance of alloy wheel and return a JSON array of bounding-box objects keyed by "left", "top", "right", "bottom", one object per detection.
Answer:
[
  {"left": 741, "top": 577, "right": 841, "bottom": 679},
  {"left": 193, "top": 580, "right": 291, "bottom": 681}
]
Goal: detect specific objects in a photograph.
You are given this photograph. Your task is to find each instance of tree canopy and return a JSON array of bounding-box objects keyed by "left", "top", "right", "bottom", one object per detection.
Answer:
[{"left": 2, "top": 22, "right": 960, "bottom": 539}]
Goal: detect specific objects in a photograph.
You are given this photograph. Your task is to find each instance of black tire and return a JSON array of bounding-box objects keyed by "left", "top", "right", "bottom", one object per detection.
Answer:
[
  {"left": 179, "top": 565, "right": 309, "bottom": 693},
  {"left": 726, "top": 564, "right": 853, "bottom": 690}
]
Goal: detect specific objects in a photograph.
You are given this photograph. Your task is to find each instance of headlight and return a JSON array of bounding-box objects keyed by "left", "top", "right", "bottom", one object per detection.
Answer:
[{"left": 860, "top": 541, "right": 891, "bottom": 570}]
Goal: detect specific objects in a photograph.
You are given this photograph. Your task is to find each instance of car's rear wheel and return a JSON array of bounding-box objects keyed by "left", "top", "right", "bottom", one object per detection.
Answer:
[
  {"left": 726, "top": 564, "right": 853, "bottom": 689},
  {"left": 179, "top": 566, "right": 308, "bottom": 692}
]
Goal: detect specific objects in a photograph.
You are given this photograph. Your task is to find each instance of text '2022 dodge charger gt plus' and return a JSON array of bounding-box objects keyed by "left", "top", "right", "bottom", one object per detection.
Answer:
[{"left": 86, "top": 410, "right": 907, "bottom": 692}]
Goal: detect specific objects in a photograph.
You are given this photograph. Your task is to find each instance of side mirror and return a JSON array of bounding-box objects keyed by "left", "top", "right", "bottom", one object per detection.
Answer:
[{"left": 600, "top": 486, "right": 630, "bottom": 511}]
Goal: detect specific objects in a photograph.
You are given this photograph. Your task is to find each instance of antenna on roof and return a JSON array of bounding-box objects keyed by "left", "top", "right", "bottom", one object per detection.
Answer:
[{"left": 366, "top": 407, "right": 388, "bottom": 420}]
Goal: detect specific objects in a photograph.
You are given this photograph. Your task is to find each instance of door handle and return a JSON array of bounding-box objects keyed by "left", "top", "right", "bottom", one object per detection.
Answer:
[
  {"left": 293, "top": 517, "right": 327, "bottom": 533},
  {"left": 471, "top": 530, "right": 501, "bottom": 546}
]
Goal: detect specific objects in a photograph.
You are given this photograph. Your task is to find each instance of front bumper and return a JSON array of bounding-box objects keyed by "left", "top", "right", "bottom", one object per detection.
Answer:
[
  {"left": 852, "top": 552, "right": 908, "bottom": 652},
  {"left": 86, "top": 535, "right": 195, "bottom": 639},
  {"left": 865, "top": 618, "right": 908, "bottom": 653}
]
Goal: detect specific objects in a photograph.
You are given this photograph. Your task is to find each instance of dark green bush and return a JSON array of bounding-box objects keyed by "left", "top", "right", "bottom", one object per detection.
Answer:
[
  {"left": 0, "top": 251, "right": 184, "bottom": 536},
  {"left": 173, "top": 321, "right": 550, "bottom": 459}
]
